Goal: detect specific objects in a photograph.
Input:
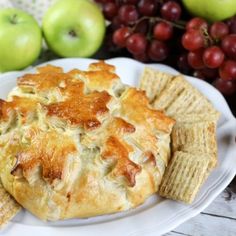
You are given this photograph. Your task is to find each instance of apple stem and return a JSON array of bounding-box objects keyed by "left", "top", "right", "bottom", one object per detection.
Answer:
[
  {"left": 10, "top": 14, "right": 18, "bottom": 24},
  {"left": 69, "top": 30, "right": 77, "bottom": 38}
]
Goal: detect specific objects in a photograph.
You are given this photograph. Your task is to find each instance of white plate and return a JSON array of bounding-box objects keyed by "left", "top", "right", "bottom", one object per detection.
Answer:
[{"left": 1, "top": 58, "right": 236, "bottom": 236}]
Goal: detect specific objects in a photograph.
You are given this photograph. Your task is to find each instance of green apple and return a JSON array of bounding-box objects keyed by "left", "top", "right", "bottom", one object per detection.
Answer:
[
  {"left": 183, "top": 0, "right": 236, "bottom": 22},
  {"left": 42, "top": 0, "right": 105, "bottom": 58},
  {"left": 0, "top": 8, "right": 42, "bottom": 72}
]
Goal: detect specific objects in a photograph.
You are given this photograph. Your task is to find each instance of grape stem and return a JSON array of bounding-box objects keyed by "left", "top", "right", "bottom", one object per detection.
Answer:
[
  {"left": 147, "top": 17, "right": 156, "bottom": 40},
  {"left": 202, "top": 27, "right": 214, "bottom": 47},
  {"left": 131, "top": 16, "right": 186, "bottom": 32}
]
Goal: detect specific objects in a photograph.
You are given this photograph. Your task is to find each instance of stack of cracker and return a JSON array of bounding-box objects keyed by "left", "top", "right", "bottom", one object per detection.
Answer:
[
  {"left": 0, "top": 181, "right": 21, "bottom": 227},
  {"left": 139, "top": 67, "right": 220, "bottom": 203}
]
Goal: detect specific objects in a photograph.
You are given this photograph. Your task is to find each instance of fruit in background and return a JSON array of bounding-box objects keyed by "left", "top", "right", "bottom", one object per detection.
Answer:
[
  {"left": 227, "top": 16, "right": 236, "bottom": 33},
  {"left": 148, "top": 40, "right": 169, "bottom": 61},
  {"left": 177, "top": 54, "right": 192, "bottom": 74},
  {"left": 186, "top": 17, "right": 208, "bottom": 31},
  {"left": 213, "top": 78, "right": 236, "bottom": 95},
  {"left": 161, "top": 1, "right": 182, "bottom": 21},
  {"left": 187, "top": 49, "right": 205, "bottom": 69},
  {"left": 221, "top": 34, "right": 236, "bottom": 60},
  {"left": 219, "top": 60, "right": 236, "bottom": 81},
  {"left": 118, "top": 4, "right": 139, "bottom": 24},
  {"left": 153, "top": 22, "right": 173, "bottom": 41},
  {"left": 182, "top": 0, "right": 236, "bottom": 22},
  {"left": 180, "top": 16, "right": 236, "bottom": 90},
  {"left": 126, "top": 33, "right": 147, "bottom": 54},
  {"left": 203, "top": 46, "right": 225, "bottom": 69},
  {"left": 138, "top": 0, "right": 158, "bottom": 16},
  {"left": 102, "top": 2, "right": 118, "bottom": 21},
  {"left": 100, "top": 0, "right": 182, "bottom": 62},
  {"left": 112, "top": 27, "right": 131, "bottom": 48},
  {"left": 182, "top": 30, "right": 205, "bottom": 51},
  {"left": 210, "top": 22, "right": 229, "bottom": 40},
  {"left": 0, "top": 8, "right": 42, "bottom": 72},
  {"left": 98, "top": 0, "right": 236, "bottom": 96},
  {"left": 42, "top": 0, "right": 105, "bottom": 58}
]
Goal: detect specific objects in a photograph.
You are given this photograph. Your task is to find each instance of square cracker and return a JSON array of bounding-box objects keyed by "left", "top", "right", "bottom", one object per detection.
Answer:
[
  {"left": 159, "top": 151, "right": 210, "bottom": 204},
  {"left": 171, "top": 121, "right": 218, "bottom": 169},
  {"left": 152, "top": 75, "right": 218, "bottom": 117},
  {"left": 139, "top": 67, "right": 174, "bottom": 102},
  {"left": 172, "top": 113, "right": 220, "bottom": 123},
  {"left": 139, "top": 67, "right": 219, "bottom": 118},
  {"left": 0, "top": 182, "right": 21, "bottom": 228}
]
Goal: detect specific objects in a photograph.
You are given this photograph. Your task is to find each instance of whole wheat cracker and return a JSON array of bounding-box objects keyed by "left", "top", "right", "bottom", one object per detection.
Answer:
[
  {"left": 140, "top": 67, "right": 220, "bottom": 204},
  {"left": 139, "top": 67, "right": 174, "bottom": 103},
  {"left": 0, "top": 182, "right": 21, "bottom": 227},
  {"left": 152, "top": 75, "right": 218, "bottom": 117},
  {"left": 139, "top": 67, "right": 219, "bottom": 118},
  {"left": 171, "top": 121, "right": 218, "bottom": 169},
  {"left": 159, "top": 151, "right": 210, "bottom": 203}
]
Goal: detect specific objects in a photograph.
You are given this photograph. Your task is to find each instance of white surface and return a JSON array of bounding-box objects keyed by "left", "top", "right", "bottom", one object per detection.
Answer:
[{"left": 0, "top": 58, "right": 235, "bottom": 236}]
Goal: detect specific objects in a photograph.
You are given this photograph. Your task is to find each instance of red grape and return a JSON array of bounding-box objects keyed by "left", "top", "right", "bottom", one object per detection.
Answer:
[
  {"left": 177, "top": 54, "right": 192, "bottom": 73},
  {"left": 148, "top": 40, "right": 169, "bottom": 61},
  {"left": 113, "top": 27, "right": 131, "bottom": 47},
  {"left": 187, "top": 49, "right": 205, "bottom": 69},
  {"left": 122, "top": 0, "right": 139, "bottom": 4},
  {"left": 134, "top": 19, "right": 149, "bottom": 34},
  {"left": 193, "top": 70, "right": 206, "bottom": 80},
  {"left": 111, "top": 16, "right": 124, "bottom": 30},
  {"left": 103, "top": 2, "right": 118, "bottom": 20},
  {"left": 227, "top": 16, "right": 236, "bottom": 34},
  {"left": 95, "top": 0, "right": 115, "bottom": 3},
  {"left": 186, "top": 17, "right": 208, "bottom": 31},
  {"left": 161, "top": 1, "right": 181, "bottom": 21},
  {"left": 221, "top": 34, "right": 236, "bottom": 60},
  {"left": 199, "top": 68, "right": 218, "bottom": 80},
  {"left": 219, "top": 60, "right": 236, "bottom": 81},
  {"left": 203, "top": 46, "right": 225, "bottom": 68},
  {"left": 138, "top": 0, "right": 158, "bottom": 16},
  {"left": 213, "top": 78, "right": 236, "bottom": 95},
  {"left": 126, "top": 33, "right": 147, "bottom": 54},
  {"left": 153, "top": 22, "right": 173, "bottom": 41},
  {"left": 210, "top": 22, "right": 229, "bottom": 40},
  {"left": 182, "top": 30, "right": 205, "bottom": 51},
  {"left": 133, "top": 52, "right": 149, "bottom": 62},
  {"left": 118, "top": 5, "right": 139, "bottom": 25},
  {"left": 94, "top": 0, "right": 116, "bottom": 5}
]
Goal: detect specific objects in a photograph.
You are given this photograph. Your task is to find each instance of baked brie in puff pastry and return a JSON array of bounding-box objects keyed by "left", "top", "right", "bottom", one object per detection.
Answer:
[{"left": 0, "top": 61, "right": 175, "bottom": 220}]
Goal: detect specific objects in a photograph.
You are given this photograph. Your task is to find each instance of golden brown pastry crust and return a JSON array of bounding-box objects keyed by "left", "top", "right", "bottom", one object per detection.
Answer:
[
  {"left": 0, "top": 61, "right": 175, "bottom": 220},
  {"left": 46, "top": 89, "right": 111, "bottom": 129},
  {"left": 11, "top": 129, "right": 78, "bottom": 182}
]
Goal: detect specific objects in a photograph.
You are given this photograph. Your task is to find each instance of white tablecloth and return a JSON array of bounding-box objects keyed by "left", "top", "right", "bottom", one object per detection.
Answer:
[{"left": 0, "top": 0, "right": 55, "bottom": 23}]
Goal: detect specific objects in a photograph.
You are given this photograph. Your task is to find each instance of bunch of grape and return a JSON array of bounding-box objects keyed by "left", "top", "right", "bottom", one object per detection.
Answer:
[
  {"left": 96, "top": 0, "right": 183, "bottom": 62},
  {"left": 95, "top": 0, "right": 236, "bottom": 96},
  {"left": 181, "top": 17, "right": 236, "bottom": 95}
]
